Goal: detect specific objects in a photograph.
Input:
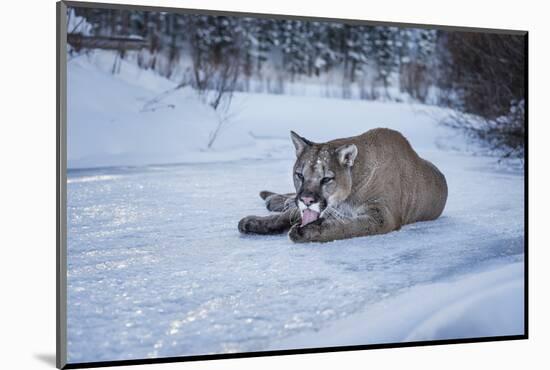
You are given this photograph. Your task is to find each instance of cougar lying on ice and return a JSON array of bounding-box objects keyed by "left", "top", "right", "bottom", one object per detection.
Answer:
[{"left": 238, "top": 128, "right": 448, "bottom": 243}]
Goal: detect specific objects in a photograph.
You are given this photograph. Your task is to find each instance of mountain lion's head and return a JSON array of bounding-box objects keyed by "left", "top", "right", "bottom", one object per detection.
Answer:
[{"left": 290, "top": 131, "right": 358, "bottom": 226}]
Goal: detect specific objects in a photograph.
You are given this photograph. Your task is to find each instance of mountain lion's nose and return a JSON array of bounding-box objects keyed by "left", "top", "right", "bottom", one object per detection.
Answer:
[{"left": 301, "top": 196, "right": 315, "bottom": 206}]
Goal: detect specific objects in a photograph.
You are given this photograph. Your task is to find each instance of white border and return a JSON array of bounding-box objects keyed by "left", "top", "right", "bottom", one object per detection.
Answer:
[{"left": 2, "top": 0, "right": 548, "bottom": 369}]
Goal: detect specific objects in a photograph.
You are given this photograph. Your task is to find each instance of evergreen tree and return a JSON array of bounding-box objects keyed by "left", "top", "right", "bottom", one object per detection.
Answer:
[
  {"left": 371, "top": 26, "right": 400, "bottom": 90},
  {"left": 279, "top": 20, "right": 312, "bottom": 80}
]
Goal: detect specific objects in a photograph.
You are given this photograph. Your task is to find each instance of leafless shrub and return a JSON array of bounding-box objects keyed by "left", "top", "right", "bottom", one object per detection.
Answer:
[
  {"left": 442, "top": 99, "right": 525, "bottom": 159},
  {"left": 140, "top": 81, "right": 187, "bottom": 113},
  {"left": 438, "top": 32, "right": 526, "bottom": 158},
  {"left": 204, "top": 56, "right": 241, "bottom": 148}
]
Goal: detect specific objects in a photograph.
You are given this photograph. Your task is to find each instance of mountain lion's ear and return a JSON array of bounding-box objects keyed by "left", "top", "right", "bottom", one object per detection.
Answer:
[
  {"left": 336, "top": 144, "right": 358, "bottom": 167},
  {"left": 290, "top": 131, "right": 312, "bottom": 157}
]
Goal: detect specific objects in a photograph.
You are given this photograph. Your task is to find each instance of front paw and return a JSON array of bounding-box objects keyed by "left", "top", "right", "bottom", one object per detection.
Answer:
[
  {"left": 288, "top": 220, "right": 323, "bottom": 243},
  {"left": 238, "top": 216, "right": 262, "bottom": 234}
]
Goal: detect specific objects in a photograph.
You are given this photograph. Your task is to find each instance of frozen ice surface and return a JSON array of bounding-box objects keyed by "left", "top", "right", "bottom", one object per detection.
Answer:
[
  {"left": 67, "top": 154, "right": 524, "bottom": 362},
  {"left": 66, "top": 55, "right": 525, "bottom": 363}
]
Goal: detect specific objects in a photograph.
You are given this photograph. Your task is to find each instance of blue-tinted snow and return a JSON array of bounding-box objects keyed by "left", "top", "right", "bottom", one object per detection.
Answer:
[{"left": 66, "top": 55, "right": 524, "bottom": 363}]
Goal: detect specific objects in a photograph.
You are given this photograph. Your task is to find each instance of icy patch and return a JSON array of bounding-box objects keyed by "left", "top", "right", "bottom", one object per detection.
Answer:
[
  {"left": 67, "top": 154, "right": 524, "bottom": 363},
  {"left": 68, "top": 175, "right": 121, "bottom": 184}
]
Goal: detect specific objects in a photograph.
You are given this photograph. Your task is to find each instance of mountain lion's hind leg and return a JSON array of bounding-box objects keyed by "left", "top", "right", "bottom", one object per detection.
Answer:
[{"left": 259, "top": 191, "right": 296, "bottom": 212}]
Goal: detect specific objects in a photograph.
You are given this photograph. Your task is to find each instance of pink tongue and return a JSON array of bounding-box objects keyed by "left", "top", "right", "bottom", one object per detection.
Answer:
[{"left": 301, "top": 209, "right": 320, "bottom": 226}]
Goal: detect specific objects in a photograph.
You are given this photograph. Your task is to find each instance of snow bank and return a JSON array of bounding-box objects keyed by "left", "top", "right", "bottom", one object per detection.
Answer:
[
  {"left": 271, "top": 262, "right": 524, "bottom": 350},
  {"left": 67, "top": 53, "right": 462, "bottom": 169},
  {"left": 67, "top": 55, "right": 219, "bottom": 169}
]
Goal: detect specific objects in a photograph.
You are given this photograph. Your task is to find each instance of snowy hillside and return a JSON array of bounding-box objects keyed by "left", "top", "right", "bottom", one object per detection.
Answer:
[
  {"left": 66, "top": 54, "right": 525, "bottom": 363},
  {"left": 68, "top": 52, "right": 463, "bottom": 169}
]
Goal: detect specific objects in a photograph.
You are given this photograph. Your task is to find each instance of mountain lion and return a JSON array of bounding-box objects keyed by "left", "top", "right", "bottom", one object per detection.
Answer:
[{"left": 238, "top": 128, "right": 447, "bottom": 243}]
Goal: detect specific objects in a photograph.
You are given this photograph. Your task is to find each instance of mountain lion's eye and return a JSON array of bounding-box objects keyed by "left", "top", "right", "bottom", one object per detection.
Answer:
[
  {"left": 321, "top": 177, "right": 334, "bottom": 185},
  {"left": 295, "top": 172, "right": 304, "bottom": 180}
]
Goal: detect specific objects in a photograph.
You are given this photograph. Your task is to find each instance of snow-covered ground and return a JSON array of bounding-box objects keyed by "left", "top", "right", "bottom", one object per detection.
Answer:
[{"left": 66, "top": 54, "right": 525, "bottom": 363}]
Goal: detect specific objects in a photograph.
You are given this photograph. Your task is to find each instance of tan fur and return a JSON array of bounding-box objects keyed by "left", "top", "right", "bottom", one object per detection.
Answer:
[{"left": 238, "top": 128, "right": 448, "bottom": 243}]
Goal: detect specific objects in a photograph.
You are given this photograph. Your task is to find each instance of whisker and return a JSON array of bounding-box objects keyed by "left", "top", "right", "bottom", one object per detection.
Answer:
[
  {"left": 289, "top": 208, "right": 301, "bottom": 225},
  {"left": 324, "top": 207, "right": 345, "bottom": 224},
  {"left": 328, "top": 206, "right": 348, "bottom": 220}
]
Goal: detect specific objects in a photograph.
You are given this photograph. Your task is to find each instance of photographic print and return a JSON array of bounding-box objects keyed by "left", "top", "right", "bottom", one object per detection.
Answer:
[{"left": 57, "top": 1, "right": 527, "bottom": 367}]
